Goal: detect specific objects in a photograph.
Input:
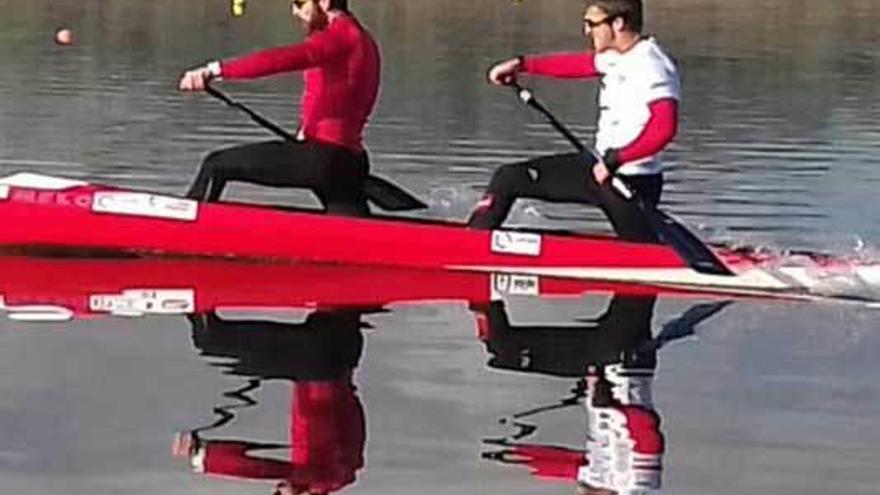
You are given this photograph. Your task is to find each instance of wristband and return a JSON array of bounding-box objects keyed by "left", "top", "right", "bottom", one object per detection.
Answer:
[
  {"left": 190, "top": 445, "right": 207, "bottom": 473},
  {"left": 205, "top": 60, "right": 222, "bottom": 80}
]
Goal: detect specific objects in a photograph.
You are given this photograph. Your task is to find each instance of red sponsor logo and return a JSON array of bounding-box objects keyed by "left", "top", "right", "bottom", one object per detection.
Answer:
[{"left": 10, "top": 189, "right": 93, "bottom": 209}]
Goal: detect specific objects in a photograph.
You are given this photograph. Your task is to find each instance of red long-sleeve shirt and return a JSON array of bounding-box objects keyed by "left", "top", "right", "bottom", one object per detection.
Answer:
[
  {"left": 220, "top": 14, "right": 380, "bottom": 152},
  {"left": 197, "top": 379, "right": 365, "bottom": 493}
]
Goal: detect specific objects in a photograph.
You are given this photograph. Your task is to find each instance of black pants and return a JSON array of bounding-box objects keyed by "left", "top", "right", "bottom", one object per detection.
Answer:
[
  {"left": 186, "top": 139, "right": 370, "bottom": 217},
  {"left": 467, "top": 152, "right": 662, "bottom": 243}
]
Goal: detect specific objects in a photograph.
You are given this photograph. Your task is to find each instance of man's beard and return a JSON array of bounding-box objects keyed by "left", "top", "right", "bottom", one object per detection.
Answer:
[{"left": 301, "top": 11, "right": 329, "bottom": 34}]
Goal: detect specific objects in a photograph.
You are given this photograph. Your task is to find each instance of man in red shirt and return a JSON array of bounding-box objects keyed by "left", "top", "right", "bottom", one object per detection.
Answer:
[{"left": 179, "top": 0, "right": 380, "bottom": 217}]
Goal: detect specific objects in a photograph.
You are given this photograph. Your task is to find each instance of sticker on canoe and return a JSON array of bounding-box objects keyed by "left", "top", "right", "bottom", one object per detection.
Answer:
[
  {"left": 490, "top": 230, "right": 542, "bottom": 256},
  {"left": 0, "top": 185, "right": 8, "bottom": 201},
  {"left": 0, "top": 173, "right": 87, "bottom": 190},
  {"left": 491, "top": 273, "right": 540, "bottom": 300},
  {"left": 92, "top": 192, "right": 198, "bottom": 221},
  {"left": 89, "top": 289, "right": 195, "bottom": 316}
]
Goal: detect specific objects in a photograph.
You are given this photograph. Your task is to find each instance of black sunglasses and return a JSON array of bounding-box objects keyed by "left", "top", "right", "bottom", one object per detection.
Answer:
[
  {"left": 583, "top": 15, "right": 617, "bottom": 29},
  {"left": 291, "top": 0, "right": 309, "bottom": 7}
]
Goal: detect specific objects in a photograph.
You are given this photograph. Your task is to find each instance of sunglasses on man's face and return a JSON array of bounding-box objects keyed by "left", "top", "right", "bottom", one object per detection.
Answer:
[
  {"left": 582, "top": 15, "right": 617, "bottom": 29},
  {"left": 291, "top": 0, "right": 309, "bottom": 8}
]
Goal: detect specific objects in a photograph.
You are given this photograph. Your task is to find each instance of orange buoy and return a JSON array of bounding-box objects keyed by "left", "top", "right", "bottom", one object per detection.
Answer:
[{"left": 55, "top": 28, "right": 74, "bottom": 46}]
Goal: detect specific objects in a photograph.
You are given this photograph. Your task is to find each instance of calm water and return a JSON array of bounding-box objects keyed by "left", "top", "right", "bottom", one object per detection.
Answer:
[{"left": 1, "top": 0, "right": 879, "bottom": 493}]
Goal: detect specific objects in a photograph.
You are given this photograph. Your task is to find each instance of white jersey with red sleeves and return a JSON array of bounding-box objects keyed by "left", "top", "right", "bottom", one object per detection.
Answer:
[{"left": 594, "top": 37, "right": 680, "bottom": 176}]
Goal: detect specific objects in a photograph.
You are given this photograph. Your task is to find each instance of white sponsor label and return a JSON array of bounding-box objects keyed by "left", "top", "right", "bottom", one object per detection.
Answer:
[
  {"left": 0, "top": 185, "right": 8, "bottom": 200},
  {"left": 491, "top": 273, "right": 540, "bottom": 300},
  {"left": 89, "top": 289, "right": 195, "bottom": 316},
  {"left": 490, "top": 230, "right": 542, "bottom": 256},
  {"left": 92, "top": 192, "right": 198, "bottom": 221},
  {"left": 0, "top": 172, "right": 87, "bottom": 190}
]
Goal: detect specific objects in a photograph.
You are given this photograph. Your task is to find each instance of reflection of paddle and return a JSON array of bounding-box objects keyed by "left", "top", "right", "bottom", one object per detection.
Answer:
[
  {"left": 642, "top": 300, "right": 733, "bottom": 352},
  {"left": 187, "top": 377, "right": 262, "bottom": 435},
  {"left": 203, "top": 82, "right": 426, "bottom": 211},
  {"left": 509, "top": 83, "right": 733, "bottom": 276}
]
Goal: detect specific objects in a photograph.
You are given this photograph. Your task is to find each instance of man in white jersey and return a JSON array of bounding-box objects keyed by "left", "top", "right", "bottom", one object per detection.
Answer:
[{"left": 468, "top": 0, "right": 680, "bottom": 243}]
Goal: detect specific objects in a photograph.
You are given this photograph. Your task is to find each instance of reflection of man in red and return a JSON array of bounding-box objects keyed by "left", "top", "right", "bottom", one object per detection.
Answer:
[
  {"left": 477, "top": 296, "right": 728, "bottom": 494},
  {"left": 171, "top": 309, "right": 367, "bottom": 495}
]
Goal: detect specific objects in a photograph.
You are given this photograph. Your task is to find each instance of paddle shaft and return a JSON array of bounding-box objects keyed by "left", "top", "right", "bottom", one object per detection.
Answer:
[
  {"left": 204, "top": 83, "right": 297, "bottom": 142},
  {"left": 510, "top": 84, "right": 634, "bottom": 200}
]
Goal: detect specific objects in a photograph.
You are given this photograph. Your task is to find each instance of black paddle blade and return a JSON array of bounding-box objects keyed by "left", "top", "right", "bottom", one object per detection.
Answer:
[
  {"left": 364, "top": 175, "right": 428, "bottom": 211},
  {"left": 645, "top": 208, "right": 734, "bottom": 276}
]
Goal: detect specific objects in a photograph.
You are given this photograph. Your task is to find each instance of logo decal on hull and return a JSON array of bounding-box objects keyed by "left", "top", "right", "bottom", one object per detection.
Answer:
[
  {"left": 491, "top": 273, "right": 540, "bottom": 300},
  {"left": 89, "top": 289, "right": 195, "bottom": 316},
  {"left": 92, "top": 192, "right": 198, "bottom": 221},
  {"left": 490, "top": 230, "right": 542, "bottom": 256}
]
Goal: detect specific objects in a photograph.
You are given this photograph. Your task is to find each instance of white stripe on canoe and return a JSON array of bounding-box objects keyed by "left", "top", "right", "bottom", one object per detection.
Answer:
[
  {"left": 450, "top": 264, "right": 880, "bottom": 295},
  {"left": 449, "top": 265, "right": 791, "bottom": 291}
]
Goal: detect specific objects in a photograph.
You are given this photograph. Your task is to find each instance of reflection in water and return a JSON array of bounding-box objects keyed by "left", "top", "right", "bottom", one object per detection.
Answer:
[
  {"left": 0, "top": 254, "right": 742, "bottom": 493},
  {"left": 168, "top": 288, "right": 728, "bottom": 495},
  {"left": 477, "top": 296, "right": 729, "bottom": 494},
  {"left": 0, "top": 255, "right": 699, "bottom": 321},
  {"left": 172, "top": 309, "right": 369, "bottom": 495}
]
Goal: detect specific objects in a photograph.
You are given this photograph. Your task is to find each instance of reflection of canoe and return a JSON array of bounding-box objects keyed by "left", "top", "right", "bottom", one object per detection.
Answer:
[
  {"left": 1, "top": 173, "right": 878, "bottom": 297},
  {"left": 0, "top": 256, "right": 733, "bottom": 322}
]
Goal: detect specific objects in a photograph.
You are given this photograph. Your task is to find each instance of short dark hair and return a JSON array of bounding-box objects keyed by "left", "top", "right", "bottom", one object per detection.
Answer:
[
  {"left": 588, "top": 0, "right": 643, "bottom": 33},
  {"left": 328, "top": 0, "right": 349, "bottom": 12}
]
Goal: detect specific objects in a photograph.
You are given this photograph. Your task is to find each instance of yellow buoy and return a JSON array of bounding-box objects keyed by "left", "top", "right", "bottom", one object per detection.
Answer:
[{"left": 232, "top": 0, "right": 246, "bottom": 17}]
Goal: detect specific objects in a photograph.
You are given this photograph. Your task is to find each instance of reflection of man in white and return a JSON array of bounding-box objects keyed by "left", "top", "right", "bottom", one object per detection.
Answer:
[
  {"left": 578, "top": 362, "right": 662, "bottom": 495},
  {"left": 475, "top": 292, "right": 663, "bottom": 495},
  {"left": 477, "top": 293, "right": 729, "bottom": 494}
]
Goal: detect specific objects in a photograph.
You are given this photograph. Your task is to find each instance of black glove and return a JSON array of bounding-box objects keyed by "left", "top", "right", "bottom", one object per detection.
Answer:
[{"left": 602, "top": 148, "right": 622, "bottom": 173}]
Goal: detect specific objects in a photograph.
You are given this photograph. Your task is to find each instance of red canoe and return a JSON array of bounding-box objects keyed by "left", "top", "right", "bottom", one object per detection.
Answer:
[{"left": 1, "top": 173, "right": 877, "bottom": 297}]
